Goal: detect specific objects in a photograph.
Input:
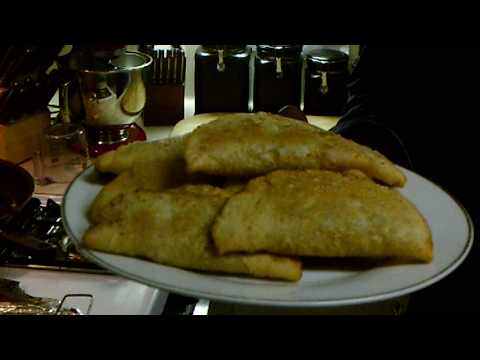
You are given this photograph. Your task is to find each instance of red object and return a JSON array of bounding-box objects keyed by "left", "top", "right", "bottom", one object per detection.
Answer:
[{"left": 87, "top": 124, "right": 146, "bottom": 158}]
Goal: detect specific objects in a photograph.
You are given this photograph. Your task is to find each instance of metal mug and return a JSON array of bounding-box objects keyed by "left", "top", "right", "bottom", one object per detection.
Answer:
[{"left": 60, "top": 51, "right": 153, "bottom": 128}]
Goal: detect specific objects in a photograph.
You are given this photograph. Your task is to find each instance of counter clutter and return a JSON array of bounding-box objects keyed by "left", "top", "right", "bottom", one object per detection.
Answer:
[
  {"left": 0, "top": 154, "right": 166, "bottom": 315},
  {"left": 0, "top": 278, "right": 85, "bottom": 315}
]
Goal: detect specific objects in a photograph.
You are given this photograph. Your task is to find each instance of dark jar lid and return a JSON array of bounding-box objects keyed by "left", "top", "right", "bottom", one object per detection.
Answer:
[
  {"left": 306, "top": 48, "right": 349, "bottom": 73},
  {"left": 256, "top": 45, "right": 303, "bottom": 58},
  {"left": 198, "top": 45, "right": 248, "bottom": 54}
]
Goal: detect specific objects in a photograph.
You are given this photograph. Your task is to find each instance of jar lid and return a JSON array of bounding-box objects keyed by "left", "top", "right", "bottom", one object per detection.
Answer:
[
  {"left": 200, "top": 45, "right": 247, "bottom": 52},
  {"left": 306, "top": 49, "right": 349, "bottom": 72},
  {"left": 257, "top": 45, "right": 303, "bottom": 58}
]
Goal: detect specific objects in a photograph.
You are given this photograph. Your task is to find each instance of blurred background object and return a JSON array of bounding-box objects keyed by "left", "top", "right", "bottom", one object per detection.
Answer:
[
  {"left": 304, "top": 48, "right": 350, "bottom": 116},
  {"left": 0, "top": 45, "right": 64, "bottom": 123},
  {"left": 194, "top": 45, "right": 251, "bottom": 114},
  {"left": 142, "top": 45, "right": 186, "bottom": 126},
  {"left": 0, "top": 159, "right": 34, "bottom": 227},
  {"left": 32, "top": 123, "right": 90, "bottom": 186},
  {"left": 253, "top": 45, "right": 304, "bottom": 113},
  {"left": 0, "top": 46, "right": 64, "bottom": 164},
  {"left": 57, "top": 45, "right": 152, "bottom": 158}
]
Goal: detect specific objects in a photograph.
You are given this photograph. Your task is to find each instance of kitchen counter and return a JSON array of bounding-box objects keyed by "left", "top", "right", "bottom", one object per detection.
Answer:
[{"left": 0, "top": 266, "right": 167, "bottom": 315}]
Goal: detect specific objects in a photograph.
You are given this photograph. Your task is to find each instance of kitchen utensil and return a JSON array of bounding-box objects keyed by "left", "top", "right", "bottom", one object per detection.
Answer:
[
  {"left": 60, "top": 49, "right": 152, "bottom": 157},
  {"left": 143, "top": 46, "right": 186, "bottom": 126},
  {"left": 64, "top": 50, "right": 152, "bottom": 127},
  {"left": 157, "top": 49, "right": 165, "bottom": 84}
]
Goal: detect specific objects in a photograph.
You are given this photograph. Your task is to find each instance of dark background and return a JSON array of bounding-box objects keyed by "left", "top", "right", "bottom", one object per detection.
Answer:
[{"left": 354, "top": 45, "right": 479, "bottom": 313}]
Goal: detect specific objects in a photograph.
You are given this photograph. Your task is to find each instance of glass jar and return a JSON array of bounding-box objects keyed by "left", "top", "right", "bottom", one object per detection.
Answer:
[
  {"left": 253, "top": 45, "right": 303, "bottom": 113},
  {"left": 194, "top": 45, "right": 251, "bottom": 114},
  {"left": 304, "top": 48, "right": 349, "bottom": 116}
]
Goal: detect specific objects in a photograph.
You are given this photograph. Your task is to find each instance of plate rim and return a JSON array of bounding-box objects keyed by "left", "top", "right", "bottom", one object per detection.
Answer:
[{"left": 61, "top": 165, "right": 475, "bottom": 308}]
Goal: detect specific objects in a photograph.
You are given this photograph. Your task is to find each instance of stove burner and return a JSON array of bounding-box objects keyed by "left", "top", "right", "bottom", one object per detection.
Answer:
[{"left": 0, "top": 197, "right": 106, "bottom": 273}]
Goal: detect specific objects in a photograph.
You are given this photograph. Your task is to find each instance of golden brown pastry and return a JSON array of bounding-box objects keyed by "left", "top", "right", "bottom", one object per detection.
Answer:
[
  {"left": 185, "top": 112, "right": 406, "bottom": 187},
  {"left": 94, "top": 136, "right": 186, "bottom": 175},
  {"left": 84, "top": 185, "right": 302, "bottom": 282},
  {"left": 89, "top": 144, "right": 217, "bottom": 223},
  {"left": 212, "top": 170, "right": 432, "bottom": 263},
  {"left": 90, "top": 133, "right": 200, "bottom": 222},
  {"left": 89, "top": 170, "right": 137, "bottom": 223}
]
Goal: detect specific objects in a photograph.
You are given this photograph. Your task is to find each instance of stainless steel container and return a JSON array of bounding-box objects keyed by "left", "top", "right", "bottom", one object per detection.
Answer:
[{"left": 64, "top": 51, "right": 153, "bottom": 128}]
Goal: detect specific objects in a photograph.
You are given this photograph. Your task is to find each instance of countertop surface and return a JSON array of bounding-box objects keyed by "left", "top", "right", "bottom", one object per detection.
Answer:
[{"left": 0, "top": 266, "right": 167, "bottom": 315}]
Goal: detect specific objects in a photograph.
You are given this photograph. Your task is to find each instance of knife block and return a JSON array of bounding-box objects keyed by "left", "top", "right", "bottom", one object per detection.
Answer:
[
  {"left": 0, "top": 111, "right": 51, "bottom": 164},
  {"left": 143, "top": 83, "right": 185, "bottom": 127}
]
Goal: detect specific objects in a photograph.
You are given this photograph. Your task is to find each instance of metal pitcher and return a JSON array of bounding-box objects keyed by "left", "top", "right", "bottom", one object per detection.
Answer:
[{"left": 60, "top": 51, "right": 152, "bottom": 128}]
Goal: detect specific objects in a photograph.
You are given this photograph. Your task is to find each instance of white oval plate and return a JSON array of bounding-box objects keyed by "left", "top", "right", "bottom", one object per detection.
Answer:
[{"left": 62, "top": 165, "right": 474, "bottom": 308}]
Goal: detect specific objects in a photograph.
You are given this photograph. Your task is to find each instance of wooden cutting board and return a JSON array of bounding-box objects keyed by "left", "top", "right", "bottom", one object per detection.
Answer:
[{"left": 0, "top": 112, "right": 51, "bottom": 164}]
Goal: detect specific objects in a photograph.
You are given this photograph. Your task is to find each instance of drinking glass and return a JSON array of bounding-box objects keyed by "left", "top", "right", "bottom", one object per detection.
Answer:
[{"left": 33, "top": 123, "right": 90, "bottom": 186}]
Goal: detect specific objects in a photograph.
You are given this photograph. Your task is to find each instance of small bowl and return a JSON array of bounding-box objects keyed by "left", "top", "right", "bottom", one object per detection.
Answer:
[{"left": 0, "top": 160, "right": 35, "bottom": 226}]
